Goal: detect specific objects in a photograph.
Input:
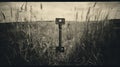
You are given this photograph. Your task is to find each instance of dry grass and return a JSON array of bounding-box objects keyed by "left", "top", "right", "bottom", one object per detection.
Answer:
[{"left": 0, "top": 5, "right": 113, "bottom": 65}]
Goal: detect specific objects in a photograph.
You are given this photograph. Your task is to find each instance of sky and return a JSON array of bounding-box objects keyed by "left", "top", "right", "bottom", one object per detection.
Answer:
[{"left": 0, "top": 2, "right": 120, "bottom": 21}]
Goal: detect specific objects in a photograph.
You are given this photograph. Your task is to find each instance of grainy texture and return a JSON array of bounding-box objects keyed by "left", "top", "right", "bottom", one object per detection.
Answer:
[
  {"left": 0, "top": 2, "right": 120, "bottom": 65},
  {"left": 0, "top": 20, "right": 111, "bottom": 65}
]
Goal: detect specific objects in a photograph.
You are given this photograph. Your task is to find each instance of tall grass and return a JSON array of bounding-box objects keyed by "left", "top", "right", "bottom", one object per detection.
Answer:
[
  {"left": 0, "top": 3, "right": 113, "bottom": 65},
  {"left": 71, "top": 6, "right": 112, "bottom": 65}
]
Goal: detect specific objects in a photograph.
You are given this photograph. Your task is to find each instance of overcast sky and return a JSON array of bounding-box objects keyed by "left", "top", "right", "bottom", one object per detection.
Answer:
[{"left": 0, "top": 2, "right": 120, "bottom": 21}]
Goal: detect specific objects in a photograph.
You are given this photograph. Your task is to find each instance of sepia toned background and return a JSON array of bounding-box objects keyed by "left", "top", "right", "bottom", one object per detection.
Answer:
[
  {"left": 0, "top": 2, "right": 120, "bottom": 22},
  {"left": 0, "top": 2, "right": 120, "bottom": 65}
]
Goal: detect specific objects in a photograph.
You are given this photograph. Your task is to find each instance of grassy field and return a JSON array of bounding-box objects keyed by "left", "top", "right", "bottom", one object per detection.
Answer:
[
  {"left": 0, "top": 19, "right": 112, "bottom": 65},
  {"left": 0, "top": 4, "right": 117, "bottom": 65}
]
